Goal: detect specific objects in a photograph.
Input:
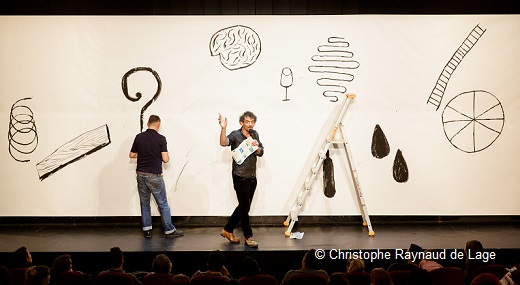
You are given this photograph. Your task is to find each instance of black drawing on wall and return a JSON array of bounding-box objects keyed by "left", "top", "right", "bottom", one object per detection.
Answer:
[
  {"left": 280, "top": 67, "right": 293, "bottom": 101},
  {"left": 209, "top": 25, "right": 261, "bottom": 71},
  {"left": 371, "top": 124, "right": 390, "bottom": 159},
  {"left": 8, "top": 97, "right": 38, "bottom": 162},
  {"left": 121, "top": 67, "right": 162, "bottom": 132},
  {"left": 323, "top": 150, "right": 336, "bottom": 198},
  {"left": 308, "top": 36, "right": 360, "bottom": 102},
  {"left": 36, "top": 124, "right": 111, "bottom": 181},
  {"left": 441, "top": 90, "right": 504, "bottom": 153},
  {"left": 393, "top": 149, "right": 408, "bottom": 183},
  {"left": 426, "top": 24, "right": 486, "bottom": 110}
]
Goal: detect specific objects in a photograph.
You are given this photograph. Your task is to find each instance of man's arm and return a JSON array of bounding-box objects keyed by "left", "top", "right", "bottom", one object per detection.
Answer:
[
  {"left": 129, "top": 152, "right": 138, "bottom": 158},
  {"left": 219, "top": 113, "right": 228, "bottom": 146},
  {"left": 161, "top": 152, "right": 170, "bottom": 163},
  {"left": 251, "top": 131, "right": 264, "bottom": 157}
]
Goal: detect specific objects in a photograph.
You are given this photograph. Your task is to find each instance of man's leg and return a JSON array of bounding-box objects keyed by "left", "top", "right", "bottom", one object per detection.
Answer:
[
  {"left": 137, "top": 174, "right": 153, "bottom": 232},
  {"left": 221, "top": 175, "right": 247, "bottom": 243},
  {"left": 148, "top": 175, "right": 176, "bottom": 234},
  {"left": 241, "top": 177, "right": 257, "bottom": 239},
  {"left": 224, "top": 175, "right": 248, "bottom": 233}
]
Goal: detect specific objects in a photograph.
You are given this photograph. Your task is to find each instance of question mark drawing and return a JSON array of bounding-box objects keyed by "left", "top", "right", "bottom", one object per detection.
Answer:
[{"left": 121, "top": 67, "right": 162, "bottom": 132}]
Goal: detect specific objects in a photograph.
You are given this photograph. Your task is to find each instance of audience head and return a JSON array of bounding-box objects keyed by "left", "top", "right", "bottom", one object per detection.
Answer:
[
  {"left": 465, "top": 240, "right": 484, "bottom": 253},
  {"left": 370, "top": 268, "right": 394, "bottom": 285},
  {"left": 302, "top": 249, "right": 320, "bottom": 270},
  {"left": 107, "top": 247, "right": 124, "bottom": 269},
  {"left": 13, "top": 246, "right": 32, "bottom": 268},
  {"left": 0, "top": 266, "right": 12, "bottom": 285},
  {"left": 470, "top": 273, "right": 501, "bottom": 285},
  {"left": 407, "top": 269, "right": 432, "bottom": 285},
  {"left": 206, "top": 250, "right": 225, "bottom": 272},
  {"left": 407, "top": 244, "right": 424, "bottom": 264},
  {"left": 51, "top": 254, "right": 73, "bottom": 275},
  {"left": 171, "top": 274, "right": 189, "bottom": 285},
  {"left": 465, "top": 240, "right": 484, "bottom": 272},
  {"left": 152, "top": 254, "right": 172, "bottom": 274},
  {"left": 347, "top": 258, "right": 365, "bottom": 273},
  {"left": 242, "top": 256, "right": 260, "bottom": 276},
  {"left": 329, "top": 273, "right": 350, "bottom": 285},
  {"left": 24, "top": 265, "right": 50, "bottom": 285}
]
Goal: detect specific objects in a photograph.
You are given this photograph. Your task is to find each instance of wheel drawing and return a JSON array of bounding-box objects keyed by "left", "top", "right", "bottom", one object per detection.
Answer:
[{"left": 442, "top": 90, "right": 504, "bottom": 153}]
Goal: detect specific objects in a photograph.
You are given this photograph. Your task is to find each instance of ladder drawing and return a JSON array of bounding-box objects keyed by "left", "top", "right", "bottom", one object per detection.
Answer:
[
  {"left": 426, "top": 24, "right": 486, "bottom": 111},
  {"left": 283, "top": 93, "right": 375, "bottom": 237}
]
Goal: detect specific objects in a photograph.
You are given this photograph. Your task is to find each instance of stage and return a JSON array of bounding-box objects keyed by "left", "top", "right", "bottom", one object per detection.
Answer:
[
  {"left": 1, "top": 223, "right": 519, "bottom": 252},
  {"left": 1, "top": 222, "right": 519, "bottom": 281}
]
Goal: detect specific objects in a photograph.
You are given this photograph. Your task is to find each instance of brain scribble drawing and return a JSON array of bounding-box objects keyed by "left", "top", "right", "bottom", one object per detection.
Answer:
[{"left": 209, "top": 25, "right": 261, "bottom": 71}]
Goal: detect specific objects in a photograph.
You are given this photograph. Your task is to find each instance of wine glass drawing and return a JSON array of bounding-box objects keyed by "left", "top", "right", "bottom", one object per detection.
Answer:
[{"left": 280, "top": 67, "right": 293, "bottom": 101}]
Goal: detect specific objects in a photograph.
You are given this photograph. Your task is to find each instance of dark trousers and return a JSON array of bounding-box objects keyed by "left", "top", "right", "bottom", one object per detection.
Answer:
[{"left": 224, "top": 174, "right": 257, "bottom": 238}]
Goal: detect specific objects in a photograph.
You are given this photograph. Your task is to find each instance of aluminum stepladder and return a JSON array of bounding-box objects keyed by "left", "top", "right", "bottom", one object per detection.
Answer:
[{"left": 283, "top": 93, "right": 375, "bottom": 237}]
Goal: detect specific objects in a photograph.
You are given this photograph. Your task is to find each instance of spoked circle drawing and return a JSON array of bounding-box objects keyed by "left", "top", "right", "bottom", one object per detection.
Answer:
[{"left": 442, "top": 90, "right": 505, "bottom": 153}]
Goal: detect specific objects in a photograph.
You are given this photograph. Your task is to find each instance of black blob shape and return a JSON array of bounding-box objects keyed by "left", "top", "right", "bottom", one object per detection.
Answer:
[
  {"left": 323, "top": 150, "right": 336, "bottom": 198},
  {"left": 393, "top": 149, "right": 409, "bottom": 183},
  {"left": 371, "top": 124, "right": 390, "bottom": 159}
]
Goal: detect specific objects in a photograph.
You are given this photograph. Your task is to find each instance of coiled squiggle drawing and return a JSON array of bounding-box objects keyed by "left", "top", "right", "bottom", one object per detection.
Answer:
[
  {"left": 8, "top": 97, "right": 38, "bottom": 162},
  {"left": 309, "top": 37, "right": 360, "bottom": 102}
]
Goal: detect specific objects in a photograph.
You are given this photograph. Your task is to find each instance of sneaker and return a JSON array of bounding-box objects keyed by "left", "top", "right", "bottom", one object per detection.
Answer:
[
  {"left": 245, "top": 237, "right": 258, "bottom": 248},
  {"left": 220, "top": 229, "right": 240, "bottom": 243},
  {"left": 144, "top": 230, "right": 152, "bottom": 238},
  {"left": 165, "top": 230, "right": 184, "bottom": 238}
]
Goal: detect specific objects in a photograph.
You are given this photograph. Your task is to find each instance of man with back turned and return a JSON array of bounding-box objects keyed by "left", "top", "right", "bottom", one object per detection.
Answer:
[{"left": 129, "top": 115, "right": 183, "bottom": 238}]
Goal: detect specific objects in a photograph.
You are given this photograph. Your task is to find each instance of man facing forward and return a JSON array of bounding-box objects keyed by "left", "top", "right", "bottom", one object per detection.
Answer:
[{"left": 218, "top": 111, "right": 264, "bottom": 248}]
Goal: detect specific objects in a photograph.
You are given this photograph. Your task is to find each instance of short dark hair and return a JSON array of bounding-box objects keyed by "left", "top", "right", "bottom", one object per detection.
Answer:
[
  {"left": 152, "top": 254, "right": 172, "bottom": 274},
  {"left": 148, "top": 115, "right": 161, "bottom": 125},
  {"left": 239, "top": 111, "right": 257, "bottom": 122},
  {"left": 25, "top": 265, "right": 50, "bottom": 285},
  {"left": 303, "top": 249, "right": 319, "bottom": 270},
  {"left": 107, "top": 247, "right": 124, "bottom": 269},
  {"left": 242, "top": 256, "right": 260, "bottom": 276},
  {"left": 52, "top": 254, "right": 72, "bottom": 275},
  {"left": 207, "top": 250, "right": 225, "bottom": 272},
  {"left": 12, "top": 246, "right": 31, "bottom": 268}
]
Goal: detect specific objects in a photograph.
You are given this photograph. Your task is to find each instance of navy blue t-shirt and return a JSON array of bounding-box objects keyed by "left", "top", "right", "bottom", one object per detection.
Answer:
[{"left": 130, "top": 129, "right": 168, "bottom": 174}]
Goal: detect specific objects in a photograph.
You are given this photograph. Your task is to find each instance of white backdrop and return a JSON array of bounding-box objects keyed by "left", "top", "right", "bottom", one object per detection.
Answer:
[{"left": 1, "top": 15, "right": 519, "bottom": 217}]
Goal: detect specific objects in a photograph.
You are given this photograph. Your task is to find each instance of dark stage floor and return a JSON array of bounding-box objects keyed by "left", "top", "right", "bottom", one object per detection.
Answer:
[
  {"left": 1, "top": 223, "right": 519, "bottom": 281},
  {"left": 1, "top": 223, "right": 519, "bottom": 252}
]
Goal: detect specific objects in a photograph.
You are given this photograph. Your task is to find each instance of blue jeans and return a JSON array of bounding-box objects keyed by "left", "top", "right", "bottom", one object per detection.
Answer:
[{"left": 137, "top": 172, "right": 176, "bottom": 234}]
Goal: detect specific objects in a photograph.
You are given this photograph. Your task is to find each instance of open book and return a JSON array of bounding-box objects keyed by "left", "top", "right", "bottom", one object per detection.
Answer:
[{"left": 231, "top": 136, "right": 258, "bottom": 165}]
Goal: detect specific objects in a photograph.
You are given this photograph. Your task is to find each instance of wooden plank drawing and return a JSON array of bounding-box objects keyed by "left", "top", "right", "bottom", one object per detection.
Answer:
[{"left": 36, "top": 124, "right": 111, "bottom": 181}]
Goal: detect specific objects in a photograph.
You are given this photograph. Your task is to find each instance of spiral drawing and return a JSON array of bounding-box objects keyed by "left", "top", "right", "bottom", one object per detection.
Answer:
[{"left": 8, "top": 98, "right": 38, "bottom": 162}]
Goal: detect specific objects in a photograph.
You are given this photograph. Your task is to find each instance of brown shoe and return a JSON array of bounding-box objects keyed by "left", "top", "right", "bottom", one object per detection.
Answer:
[{"left": 220, "top": 229, "right": 239, "bottom": 243}]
